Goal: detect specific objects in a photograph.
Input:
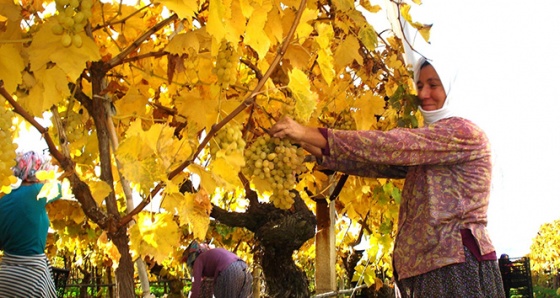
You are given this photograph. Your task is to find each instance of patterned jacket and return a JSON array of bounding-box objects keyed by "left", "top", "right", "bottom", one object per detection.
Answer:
[{"left": 320, "top": 117, "right": 495, "bottom": 279}]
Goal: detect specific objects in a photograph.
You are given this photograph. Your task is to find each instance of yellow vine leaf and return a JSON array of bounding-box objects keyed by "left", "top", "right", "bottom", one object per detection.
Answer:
[
  {"left": 89, "top": 180, "right": 112, "bottom": 206},
  {"left": 209, "top": 152, "right": 245, "bottom": 189},
  {"left": 117, "top": 135, "right": 152, "bottom": 161},
  {"left": 385, "top": 78, "right": 399, "bottom": 98},
  {"left": 264, "top": 7, "right": 283, "bottom": 44},
  {"left": 284, "top": 43, "right": 312, "bottom": 70},
  {"left": 220, "top": 0, "right": 246, "bottom": 46},
  {"left": 187, "top": 164, "right": 228, "bottom": 195},
  {"left": 354, "top": 93, "right": 385, "bottom": 130},
  {"left": 69, "top": 205, "right": 86, "bottom": 224},
  {"left": 161, "top": 192, "right": 187, "bottom": 224},
  {"left": 400, "top": 3, "right": 431, "bottom": 43},
  {"left": 387, "top": 53, "right": 403, "bottom": 70},
  {"left": 244, "top": 2, "right": 272, "bottom": 59},
  {"left": 114, "top": 87, "right": 148, "bottom": 118},
  {"left": 0, "top": 0, "right": 21, "bottom": 21},
  {"left": 36, "top": 171, "right": 61, "bottom": 203},
  {"left": 29, "top": 19, "right": 100, "bottom": 80},
  {"left": 238, "top": 0, "right": 253, "bottom": 18},
  {"left": 316, "top": 23, "right": 336, "bottom": 85},
  {"left": 288, "top": 69, "right": 317, "bottom": 122},
  {"left": 116, "top": 6, "right": 147, "bottom": 42},
  {"left": 175, "top": 89, "right": 218, "bottom": 132},
  {"left": 359, "top": 0, "right": 382, "bottom": 13},
  {"left": 399, "top": 4, "right": 413, "bottom": 23},
  {"left": 122, "top": 118, "right": 144, "bottom": 137},
  {"left": 19, "top": 66, "right": 70, "bottom": 116},
  {"left": 97, "top": 231, "right": 121, "bottom": 269},
  {"left": 152, "top": 0, "right": 198, "bottom": 19},
  {"left": 0, "top": 45, "right": 24, "bottom": 94},
  {"left": 36, "top": 169, "right": 56, "bottom": 181},
  {"left": 352, "top": 263, "right": 377, "bottom": 287},
  {"left": 163, "top": 189, "right": 212, "bottom": 240},
  {"left": 144, "top": 124, "right": 174, "bottom": 156},
  {"left": 117, "top": 126, "right": 168, "bottom": 194},
  {"left": 334, "top": 34, "right": 362, "bottom": 71},
  {"left": 207, "top": 0, "right": 231, "bottom": 42},
  {"left": 165, "top": 32, "right": 201, "bottom": 55},
  {"left": 129, "top": 212, "right": 181, "bottom": 263},
  {"left": 185, "top": 189, "right": 212, "bottom": 239},
  {"left": 130, "top": 159, "right": 167, "bottom": 195},
  {"left": 302, "top": 170, "right": 328, "bottom": 195},
  {"left": 296, "top": 8, "right": 318, "bottom": 42},
  {"left": 332, "top": 0, "right": 354, "bottom": 12}
]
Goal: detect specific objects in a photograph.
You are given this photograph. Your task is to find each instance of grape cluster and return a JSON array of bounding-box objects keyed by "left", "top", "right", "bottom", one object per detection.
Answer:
[
  {"left": 243, "top": 134, "right": 307, "bottom": 209},
  {"left": 185, "top": 48, "right": 199, "bottom": 84},
  {"left": 319, "top": 110, "right": 356, "bottom": 130},
  {"left": 0, "top": 106, "right": 18, "bottom": 192},
  {"left": 51, "top": 0, "right": 93, "bottom": 48},
  {"left": 209, "top": 123, "right": 246, "bottom": 158},
  {"left": 213, "top": 41, "right": 238, "bottom": 87},
  {"left": 63, "top": 109, "right": 84, "bottom": 143}
]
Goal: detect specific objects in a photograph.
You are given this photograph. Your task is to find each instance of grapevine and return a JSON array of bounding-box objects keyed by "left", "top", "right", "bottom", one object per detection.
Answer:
[
  {"left": 52, "top": 0, "right": 93, "bottom": 48},
  {"left": 209, "top": 122, "right": 246, "bottom": 158},
  {"left": 213, "top": 41, "right": 239, "bottom": 87},
  {"left": 0, "top": 105, "right": 18, "bottom": 193},
  {"left": 243, "top": 134, "right": 307, "bottom": 209}
]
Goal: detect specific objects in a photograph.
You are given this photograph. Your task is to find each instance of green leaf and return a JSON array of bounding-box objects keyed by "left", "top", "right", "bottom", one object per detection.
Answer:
[{"left": 358, "top": 24, "right": 378, "bottom": 51}]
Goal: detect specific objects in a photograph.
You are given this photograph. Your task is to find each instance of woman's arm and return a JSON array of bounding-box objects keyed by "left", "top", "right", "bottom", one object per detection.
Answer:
[{"left": 269, "top": 116, "right": 327, "bottom": 154}]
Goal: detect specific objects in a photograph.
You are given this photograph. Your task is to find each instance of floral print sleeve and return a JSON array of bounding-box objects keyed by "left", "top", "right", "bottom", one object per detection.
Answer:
[{"left": 321, "top": 117, "right": 490, "bottom": 170}]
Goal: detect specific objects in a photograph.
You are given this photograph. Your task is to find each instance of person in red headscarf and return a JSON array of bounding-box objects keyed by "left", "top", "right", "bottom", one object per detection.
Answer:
[{"left": 0, "top": 151, "right": 62, "bottom": 297}]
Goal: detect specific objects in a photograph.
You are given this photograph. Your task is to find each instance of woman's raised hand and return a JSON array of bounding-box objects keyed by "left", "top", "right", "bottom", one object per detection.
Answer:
[
  {"left": 269, "top": 116, "right": 327, "bottom": 157},
  {"left": 269, "top": 116, "right": 306, "bottom": 143}
]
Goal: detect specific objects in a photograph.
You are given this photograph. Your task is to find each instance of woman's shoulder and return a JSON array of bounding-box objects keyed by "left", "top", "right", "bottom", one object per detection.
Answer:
[
  {"left": 437, "top": 117, "right": 485, "bottom": 132},
  {"left": 433, "top": 117, "right": 489, "bottom": 141}
]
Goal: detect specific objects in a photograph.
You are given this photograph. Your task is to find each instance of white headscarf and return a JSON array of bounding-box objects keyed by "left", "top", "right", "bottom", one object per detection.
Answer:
[{"left": 413, "top": 55, "right": 458, "bottom": 124}]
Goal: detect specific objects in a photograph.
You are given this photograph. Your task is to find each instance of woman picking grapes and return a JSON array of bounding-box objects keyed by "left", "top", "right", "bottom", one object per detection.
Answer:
[{"left": 269, "top": 55, "right": 505, "bottom": 297}]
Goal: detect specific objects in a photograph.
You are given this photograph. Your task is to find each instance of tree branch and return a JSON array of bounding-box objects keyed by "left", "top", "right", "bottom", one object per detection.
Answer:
[{"left": 108, "top": 14, "right": 178, "bottom": 69}]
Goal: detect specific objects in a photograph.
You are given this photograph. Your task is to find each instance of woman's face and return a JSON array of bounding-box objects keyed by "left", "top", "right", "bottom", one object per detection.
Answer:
[{"left": 416, "top": 64, "right": 447, "bottom": 111}]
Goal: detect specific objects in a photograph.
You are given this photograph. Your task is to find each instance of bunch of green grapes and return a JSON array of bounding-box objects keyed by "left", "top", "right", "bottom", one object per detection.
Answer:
[
  {"left": 334, "top": 110, "right": 356, "bottom": 130},
  {"left": 51, "top": 0, "right": 93, "bottom": 48},
  {"left": 0, "top": 106, "right": 18, "bottom": 191},
  {"left": 279, "top": 104, "right": 305, "bottom": 124},
  {"left": 319, "top": 110, "right": 356, "bottom": 130},
  {"left": 243, "top": 134, "right": 307, "bottom": 209},
  {"left": 185, "top": 48, "right": 199, "bottom": 84},
  {"left": 209, "top": 123, "right": 246, "bottom": 157},
  {"left": 213, "top": 41, "right": 239, "bottom": 87},
  {"left": 63, "top": 109, "right": 85, "bottom": 143}
]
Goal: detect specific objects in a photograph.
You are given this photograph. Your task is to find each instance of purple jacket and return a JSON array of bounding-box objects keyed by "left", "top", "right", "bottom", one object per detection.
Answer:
[{"left": 191, "top": 248, "right": 241, "bottom": 297}]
